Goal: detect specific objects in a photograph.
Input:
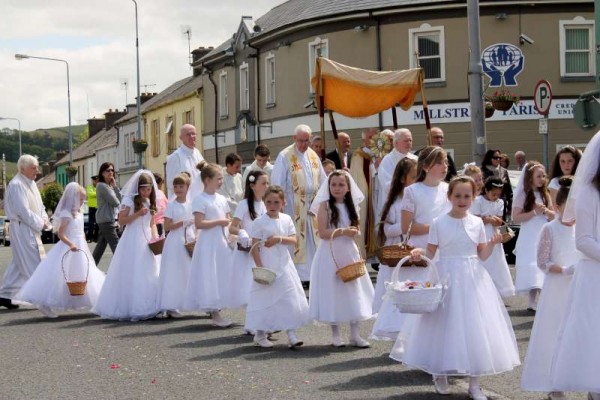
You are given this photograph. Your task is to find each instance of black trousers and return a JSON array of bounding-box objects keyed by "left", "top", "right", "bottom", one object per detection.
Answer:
[
  {"left": 92, "top": 222, "right": 120, "bottom": 265},
  {"left": 88, "top": 207, "right": 98, "bottom": 241}
]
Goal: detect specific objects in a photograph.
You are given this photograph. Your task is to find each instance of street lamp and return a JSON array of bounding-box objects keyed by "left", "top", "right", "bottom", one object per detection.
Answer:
[
  {"left": 0, "top": 117, "right": 22, "bottom": 156},
  {"left": 132, "top": 0, "right": 143, "bottom": 169},
  {"left": 15, "top": 53, "right": 72, "bottom": 165}
]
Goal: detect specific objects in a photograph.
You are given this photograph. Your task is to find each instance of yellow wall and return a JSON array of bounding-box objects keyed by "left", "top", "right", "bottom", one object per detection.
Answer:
[{"left": 142, "top": 92, "right": 204, "bottom": 177}]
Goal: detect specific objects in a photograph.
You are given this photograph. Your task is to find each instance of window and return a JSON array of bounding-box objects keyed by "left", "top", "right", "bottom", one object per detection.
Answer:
[
  {"left": 151, "top": 119, "right": 160, "bottom": 157},
  {"left": 560, "top": 17, "right": 595, "bottom": 77},
  {"left": 308, "top": 37, "right": 329, "bottom": 93},
  {"left": 239, "top": 62, "right": 250, "bottom": 111},
  {"left": 265, "top": 53, "right": 276, "bottom": 105},
  {"left": 166, "top": 115, "right": 177, "bottom": 153},
  {"left": 409, "top": 24, "right": 445, "bottom": 83},
  {"left": 219, "top": 71, "right": 228, "bottom": 118},
  {"left": 184, "top": 109, "right": 194, "bottom": 125}
]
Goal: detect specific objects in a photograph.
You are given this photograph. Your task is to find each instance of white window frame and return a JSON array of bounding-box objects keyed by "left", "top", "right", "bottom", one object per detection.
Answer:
[
  {"left": 408, "top": 23, "right": 445, "bottom": 83},
  {"left": 308, "top": 37, "right": 329, "bottom": 93},
  {"left": 559, "top": 16, "right": 595, "bottom": 77},
  {"left": 265, "top": 52, "right": 276, "bottom": 105},
  {"left": 239, "top": 62, "right": 250, "bottom": 111},
  {"left": 219, "top": 70, "right": 229, "bottom": 117}
]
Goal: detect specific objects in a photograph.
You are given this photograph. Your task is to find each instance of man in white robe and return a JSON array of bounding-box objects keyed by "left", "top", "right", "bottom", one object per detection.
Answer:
[
  {"left": 219, "top": 153, "right": 244, "bottom": 214},
  {"left": 377, "top": 128, "right": 418, "bottom": 218},
  {"left": 271, "top": 124, "right": 326, "bottom": 282},
  {"left": 0, "top": 155, "right": 49, "bottom": 309},
  {"left": 165, "top": 124, "right": 204, "bottom": 200}
]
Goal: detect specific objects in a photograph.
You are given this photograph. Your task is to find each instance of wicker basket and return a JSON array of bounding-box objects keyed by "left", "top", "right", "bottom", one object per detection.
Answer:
[
  {"left": 492, "top": 99, "right": 515, "bottom": 112},
  {"left": 61, "top": 249, "right": 90, "bottom": 296},
  {"left": 386, "top": 256, "right": 444, "bottom": 314},
  {"left": 498, "top": 222, "right": 515, "bottom": 244},
  {"left": 330, "top": 228, "right": 367, "bottom": 283},
  {"left": 376, "top": 221, "right": 427, "bottom": 267},
  {"left": 148, "top": 237, "right": 165, "bottom": 255},
  {"left": 250, "top": 241, "right": 277, "bottom": 285}
]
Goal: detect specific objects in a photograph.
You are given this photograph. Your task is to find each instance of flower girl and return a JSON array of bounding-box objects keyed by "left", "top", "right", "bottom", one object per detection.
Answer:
[
  {"left": 521, "top": 176, "right": 579, "bottom": 400},
  {"left": 470, "top": 177, "right": 515, "bottom": 298},
  {"left": 93, "top": 170, "right": 161, "bottom": 321},
  {"left": 370, "top": 157, "right": 416, "bottom": 340},
  {"left": 157, "top": 173, "right": 194, "bottom": 317},
  {"left": 183, "top": 161, "right": 235, "bottom": 327},
  {"left": 15, "top": 182, "right": 105, "bottom": 318},
  {"left": 393, "top": 177, "right": 520, "bottom": 400},
  {"left": 308, "top": 170, "right": 374, "bottom": 348},
  {"left": 246, "top": 185, "right": 310, "bottom": 348},
  {"left": 512, "top": 161, "right": 554, "bottom": 310},
  {"left": 228, "top": 170, "right": 268, "bottom": 312}
]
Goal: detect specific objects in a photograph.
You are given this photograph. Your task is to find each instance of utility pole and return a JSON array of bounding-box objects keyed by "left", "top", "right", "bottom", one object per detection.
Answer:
[{"left": 467, "top": 0, "right": 487, "bottom": 162}]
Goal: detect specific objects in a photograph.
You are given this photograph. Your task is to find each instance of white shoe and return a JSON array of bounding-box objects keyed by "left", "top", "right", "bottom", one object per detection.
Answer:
[
  {"left": 38, "top": 306, "right": 58, "bottom": 319},
  {"left": 287, "top": 332, "right": 303, "bottom": 349},
  {"left": 549, "top": 392, "right": 566, "bottom": 400},
  {"left": 469, "top": 386, "right": 487, "bottom": 400},
  {"left": 349, "top": 336, "right": 370, "bottom": 348},
  {"left": 211, "top": 316, "right": 233, "bottom": 328},
  {"left": 244, "top": 329, "right": 256, "bottom": 335},
  {"left": 254, "top": 337, "right": 274, "bottom": 348},
  {"left": 332, "top": 336, "right": 346, "bottom": 348},
  {"left": 433, "top": 375, "right": 450, "bottom": 395},
  {"left": 167, "top": 310, "right": 183, "bottom": 318}
]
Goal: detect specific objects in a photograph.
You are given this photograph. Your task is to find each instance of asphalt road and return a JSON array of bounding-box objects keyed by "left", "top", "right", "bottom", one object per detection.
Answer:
[{"left": 0, "top": 243, "right": 587, "bottom": 400}]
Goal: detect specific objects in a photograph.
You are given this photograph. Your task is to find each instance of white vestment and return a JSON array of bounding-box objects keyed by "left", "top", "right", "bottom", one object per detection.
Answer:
[
  {"left": 377, "top": 149, "right": 417, "bottom": 218},
  {"left": 218, "top": 169, "right": 244, "bottom": 214},
  {"left": 0, "top": 173, "right": 49, "bottom": 299},
  {"left": 242, "top": 160, "right": 273, "bottom": 189},
  {"left": 271, "top": 147, "right": 326, "bottom": 281},
  {"left": 165, "top": 144, "right": 204, "bottom": 200}
]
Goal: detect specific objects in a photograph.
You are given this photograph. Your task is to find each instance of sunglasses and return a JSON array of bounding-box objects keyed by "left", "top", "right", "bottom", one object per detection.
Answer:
[{"left": 105, "top": 169, "right": 115, "bottom": 173}]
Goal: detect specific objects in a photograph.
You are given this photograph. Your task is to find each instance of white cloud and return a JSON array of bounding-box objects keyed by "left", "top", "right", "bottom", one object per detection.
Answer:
[{"left": 0, "top": 0, "right": 281, "bottom": 130}]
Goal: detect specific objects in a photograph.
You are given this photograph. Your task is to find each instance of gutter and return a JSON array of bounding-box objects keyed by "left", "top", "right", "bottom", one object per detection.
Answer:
[
  {"left": 202, "top": 63, "right": 220, "bottom": 164},
  {"left": 247, "top": 42, "right": 261, "bottom": 144}
]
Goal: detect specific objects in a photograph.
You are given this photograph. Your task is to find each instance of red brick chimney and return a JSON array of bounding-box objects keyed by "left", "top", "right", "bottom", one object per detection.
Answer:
[
  {"left": 87, "top": 117, "right": 105, "bottom": 138},
  {"left": 104, "top": 108, "right": 127, "bottom": 130}
]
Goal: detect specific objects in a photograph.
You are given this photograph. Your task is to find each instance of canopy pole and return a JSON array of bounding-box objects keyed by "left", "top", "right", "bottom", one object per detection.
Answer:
[
  {"left": 419, "top": 81, "right": 433, "bottom": 146},
  {"left": 328, "top": 110, "right": 343, "bottom": 161},
  {"left": 319, "top": 94, "right": 326, "bottom": 159},
  {"left": 391, "top": 106, "right": 398, "bottom": 130}
]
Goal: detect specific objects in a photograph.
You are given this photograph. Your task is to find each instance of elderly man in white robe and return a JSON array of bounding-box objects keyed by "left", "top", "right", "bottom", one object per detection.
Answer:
[
  {"left": 0, "top": 155, "right": 50, "bottom": 309},
  {"left": 376, "top": 128, "right": 418, "bottom": 217},
  {"left": 165, "top": 124, "right": 204, "bottom": 200},
  {"left": 271, "top": 124, "right": 326, "bottom": 283}
]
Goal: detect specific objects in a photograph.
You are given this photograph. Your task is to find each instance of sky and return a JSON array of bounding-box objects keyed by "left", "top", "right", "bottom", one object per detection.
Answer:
[{"left": 0, "top": 0, "right": 282, "bottom": 131}]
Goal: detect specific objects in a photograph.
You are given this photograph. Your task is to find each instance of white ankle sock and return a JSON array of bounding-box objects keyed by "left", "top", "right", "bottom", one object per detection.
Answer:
[
  {"left": 331, "top": 324, "right": 341, "bottom": 339},
  {"left": 350, "top": 322, "right": 360, "bottom": 339},
  {"left": 469, "top": 376, "right": 480, "bottom": 389}
]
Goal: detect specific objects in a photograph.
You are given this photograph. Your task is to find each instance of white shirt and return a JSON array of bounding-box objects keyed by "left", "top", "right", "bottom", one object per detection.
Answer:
[
  {"left": 165, "top": 144, "right": 204, "bottom": 199},
  {"left": 242, "top": 160, "right": 273, "bottom": 189},
  {"left": 218, "top": 169, "right": 244, "bottom": 214},
  {"left": 377, "top": 149, "right": 417, "bottom": 216}
]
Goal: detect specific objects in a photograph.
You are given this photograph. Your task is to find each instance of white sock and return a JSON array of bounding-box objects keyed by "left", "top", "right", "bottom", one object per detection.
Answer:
[
  {"left": 255, "top": 330, "right": 266, "bottom": 340},
  {"left": 350, "top": 322, "right": 360, "bottom": 339},
  {"left": 528, "top": 289, "right": 540, "bottom": 308},
  {"left": 331, "top": 324, "right": 341, "bottom": 339},
  {"left": 469, "top": 376, "right": 480, "bottom": 389},
  {"left": 286, "top": 329, "right": 297, "bottom": 340},
  {"left": 211, "top": 311, "right": 222, "bottom": 321}
]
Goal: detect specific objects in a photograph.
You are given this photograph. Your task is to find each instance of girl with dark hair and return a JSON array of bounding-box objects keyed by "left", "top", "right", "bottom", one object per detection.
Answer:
[
  {"left": 92, "top": 162, "right": 122, "bottom": 265},
  {"left": 481, "top": 149, "right": 513, "bottom": 219},
  {"left": 308, "top": 171, "right": 374, "bottom": 348},
  {"left": 548, "top": 145, "right": 582, "bottom": 205}
]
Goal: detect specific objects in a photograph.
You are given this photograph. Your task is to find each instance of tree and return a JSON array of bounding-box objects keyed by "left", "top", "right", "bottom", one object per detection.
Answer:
[{"left": 41, "top": 182, "right": 63, "bottom": 213}]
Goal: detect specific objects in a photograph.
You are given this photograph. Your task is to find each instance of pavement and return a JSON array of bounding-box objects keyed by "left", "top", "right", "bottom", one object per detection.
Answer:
[{"left": 0, "top": 243, "right": 588, "bottom": 400}]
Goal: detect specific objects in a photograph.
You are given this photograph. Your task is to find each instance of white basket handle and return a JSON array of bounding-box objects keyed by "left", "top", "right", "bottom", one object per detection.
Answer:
[{"left": 390, "top": 255, "right": 440, "bottom": 285}]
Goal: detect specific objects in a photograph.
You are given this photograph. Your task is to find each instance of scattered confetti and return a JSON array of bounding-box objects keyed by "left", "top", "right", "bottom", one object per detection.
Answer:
[
  {"left": 110, "top": 363, "right": 120, "bottom": 369},
  {"left": 151, "top": 378, "right": 157, "bottom": 384}
]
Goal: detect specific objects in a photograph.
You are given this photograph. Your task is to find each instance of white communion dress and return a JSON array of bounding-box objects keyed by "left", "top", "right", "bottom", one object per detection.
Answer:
[
  {"left": 471, "top": 195, "right": 515, "bottom": 298},
  {"left": 245, "top": 213, "right": 310, "bottom": 332},
  {"left": 93, "top": 198, "right": 160, "bottom": 321},
  {"left": 513, "top": 191, "right": 548, "bottom": 293},
  {"left": 228, "top": 199, "right": 266, "bottom": 309},
  {"left": 521, "top": 218, "right": 578, "bottom": 392},
  {"left": 390, "top": 214, "right": 520, "bottom": 376},
  {"left": 184, "top": 192, "right": 234, "bottom": 312},
  {"left": 550, "top": 186, "right": 600, "bottom": 393},
  {"left": 15, "top": 213, "right": 105, "bottom": 311},
  {"left": 157, "top": 199, "right": 194, "bottom": 312},
  {"left": 308, "top": 204, "right": 374, "bottom": 324}
]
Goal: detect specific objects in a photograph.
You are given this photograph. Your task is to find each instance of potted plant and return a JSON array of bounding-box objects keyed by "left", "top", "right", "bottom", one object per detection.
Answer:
[
  {"left": 132, "top": 138, "right": 148, "bottom": 154},
  {"left": 485, "top": 102, "right": 495, "bottom": 118},
  {"left": 486, "top": 87, "right": 519, "bottom": 112},
  {"left": 65, "top": 165, "right": 78, "bottom": 177}
]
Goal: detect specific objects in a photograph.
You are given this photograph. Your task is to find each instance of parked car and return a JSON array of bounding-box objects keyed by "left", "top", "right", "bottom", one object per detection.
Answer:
[
  {"left": 3, "top": 219, "right": 9, "bottom": 246},
  {"left": 0, "top": 216, "right": 6, "bottom": 246}
]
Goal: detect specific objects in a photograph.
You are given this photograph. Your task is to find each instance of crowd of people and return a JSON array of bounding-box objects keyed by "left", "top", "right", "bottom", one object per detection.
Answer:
[{"left": 1, "top": 122, "right": 598, "bottom": 400}]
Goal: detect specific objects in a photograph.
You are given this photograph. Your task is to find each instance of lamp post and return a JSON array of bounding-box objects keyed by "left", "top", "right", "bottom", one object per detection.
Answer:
[
  {"left": 15, "top": 54, "right": 72, "bottom": 165},
  {"left": 0, "top": 117, "right": 22, "bottom": 156},
  {"left": 132, "top": 0, "right": 143, "bottom": 169}
]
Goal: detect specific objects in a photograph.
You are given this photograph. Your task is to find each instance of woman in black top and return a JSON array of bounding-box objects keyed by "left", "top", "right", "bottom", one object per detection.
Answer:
[{"left": 481, "top": 149, "right": 513, "bottom": 220}]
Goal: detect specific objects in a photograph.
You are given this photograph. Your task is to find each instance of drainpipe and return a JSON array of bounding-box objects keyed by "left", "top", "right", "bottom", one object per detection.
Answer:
[
  {"left": 247, "top": 42, "right": 261, "bottom": 144},
  {"left": 203, "top": 63, "right": 220, "bottom": 164}
]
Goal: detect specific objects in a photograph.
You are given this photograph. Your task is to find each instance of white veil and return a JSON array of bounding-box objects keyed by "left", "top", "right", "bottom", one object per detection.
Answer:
[
  {"left": 309, "top": 169, "right": 365, "bottom": 215},
  {"left": 119, "top": 169, "right": 159, "bottom": 210},
  {"left": 52, "top": 182, "right": 83, "bottom": 233},
  {"left": 563, "top": 131, "right": 600, "bottom": 222}
]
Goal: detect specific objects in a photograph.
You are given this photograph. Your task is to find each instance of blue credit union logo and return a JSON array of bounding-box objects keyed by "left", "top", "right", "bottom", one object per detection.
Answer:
[{"left": 481, "top": 43, "right": 524, "bottom": 87}]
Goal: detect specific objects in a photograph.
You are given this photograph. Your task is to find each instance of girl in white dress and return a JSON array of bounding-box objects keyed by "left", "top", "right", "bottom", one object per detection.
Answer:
[
  {"left": 547, "top": 145, "right": 581, "bottom": 205},
  {"left": 157, "top": 173, "right": 194, "bottom": 317},
  {"left": 522, "top": 176, "right": 578, "bottom": 400},
  {"left": 463, "top": 164, "right": 484, "bottom": 194},
  {"left": 15, "top": 182, "right": 105, "bottom": 318},
  {"left": 308, "top": 170, "right": 374, "bottom": 348},
  {"left": 247, "top": 186, "right": 310, "bottom": 349},
  {"left": 550, "top": 131, "right": 600, "bottom": 400},
  {"left": 228, "top": 170, "right": 268, "bottom": 312},
  {"left": 396, "top": 177, "right": 520, "bottom": 400},
  {"left": 184, "top": 161, "right": 235, "bottom": 327},
  {"left": 370, "top": 157, "right": 417, "bottom": 340},
  {"left": 512, "top": 161, "right": 555, "bottom": 310},
  {"left": 471, "top": 177, "right": 515, "bottom": 298},
  {"left": 93, "top": 170, "right": 161, "bottom": 321}
]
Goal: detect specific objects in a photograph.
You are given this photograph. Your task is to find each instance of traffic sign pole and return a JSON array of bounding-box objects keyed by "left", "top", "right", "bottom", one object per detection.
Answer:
[{"left": 534, "top": 80, "right": 553, "bottom": 169}]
